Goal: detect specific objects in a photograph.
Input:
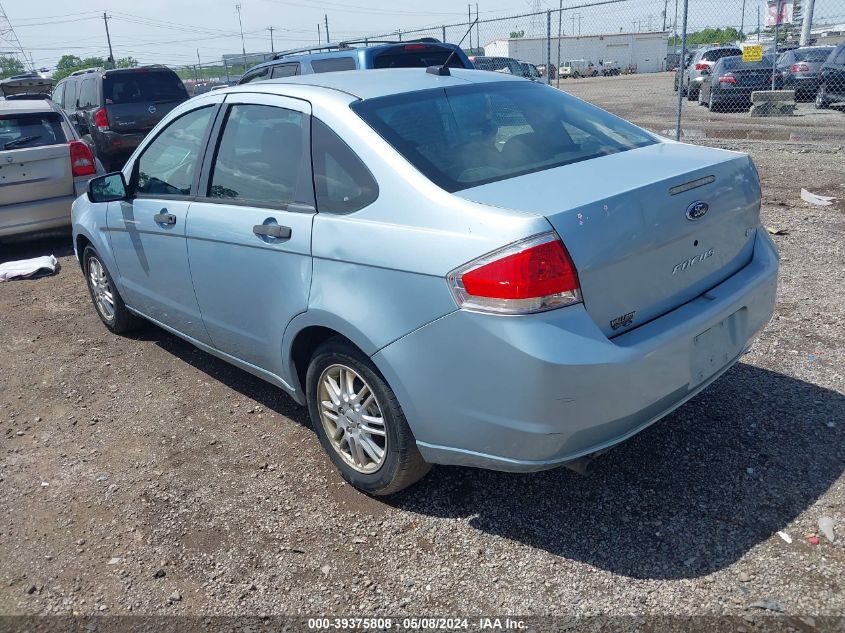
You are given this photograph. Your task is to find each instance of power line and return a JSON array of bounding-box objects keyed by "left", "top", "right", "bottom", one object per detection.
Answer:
[{"left": 0, "top": 2, "right": 31, "bottom": 70}]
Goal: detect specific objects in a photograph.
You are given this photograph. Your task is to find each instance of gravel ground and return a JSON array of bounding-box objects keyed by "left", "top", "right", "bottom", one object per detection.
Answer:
[{"left": 0, "top": 73, "right": 843, "bottom": 625}]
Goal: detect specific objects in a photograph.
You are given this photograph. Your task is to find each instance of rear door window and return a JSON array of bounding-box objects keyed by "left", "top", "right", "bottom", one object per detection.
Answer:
[
  {"left": 207, "top": 103, "right": 312, "bottom": 207},
  {"left": 270, "top": 64, "right": 299, "bottom": 78},
  {"left": 103, "top": 71, "right": 187, "bottom": 104},
  {"left": 311, "top": 57, "right": 357, "bottom": 73},
  {"left": 52, "top": 82, "right": 65, "bottom": 107},
  {"left": 78, "top": 78, "right": 98, "bottom": 108},
  {"left": 311, "top": 118, "right": 378, "bottom": 213},
  {"left": 0, "top": 111, "right": 66, "bottom": 149},
  {"left": 703, "top": 48, "right": 741, "bottom": 62}
]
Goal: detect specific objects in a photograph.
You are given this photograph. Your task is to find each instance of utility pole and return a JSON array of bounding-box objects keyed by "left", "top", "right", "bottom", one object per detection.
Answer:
[
  {"left": 324, "top": 14, "right": 330, "bottom": 44},
  {"left": 557, "top": 0, "right": 562, "bottom": 82},
  {"left": 475, "top": 4, "right": 479, "bottom": 53},
  {"left": 317, "top": 23, "right": 321, "bottom": 45},
  {"left": 757, "top": 5, "right": 760, "bottom": 42},
  {"left": 772, "top": 0, "right": 782, "bottom": 90},
  {"left": 103, "top": 12, "right": 114, "bottom": 67},
  {"left": 800, "top": 0, "right": 815, "bottom": 46},
  {"left": 673, "top": 0, "right": 679, "bottom": 50},
  {"left": 740, "top": 0, "right": 746, "bottom": 41},
  {"left": 467, "top": 5, "right": 472, "bottom": 51},
  {"left": 235, "top": 4, "right": 246, "bottom": 57},
  {"left": 674, "top": 0, "right": 689, "bottom": 141},
  {"left": 268, "top": 26, "right": 275, "bottom": 52},
  {"left": 662, "top": 0, "right": 668, "bottom": 31}
]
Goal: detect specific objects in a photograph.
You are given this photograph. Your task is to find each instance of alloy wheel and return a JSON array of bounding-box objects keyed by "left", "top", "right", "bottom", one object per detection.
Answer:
[
  {"left": 88, "top": 257, "right": 115, "bottom": 322},
  {"left": 318, "top": 364, "right": 387, "bottom": 474}
]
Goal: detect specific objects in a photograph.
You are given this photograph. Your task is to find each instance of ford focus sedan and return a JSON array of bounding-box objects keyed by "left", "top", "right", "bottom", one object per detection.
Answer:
[{"left": 72, "top": 68, "right": 778, "bottom": 495}]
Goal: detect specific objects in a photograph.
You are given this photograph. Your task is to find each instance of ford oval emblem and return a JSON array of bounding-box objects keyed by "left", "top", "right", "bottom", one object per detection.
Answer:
[
  {"left": 148, "top": 104, "right": 157, "bottom": 114},
  {"left": 686, "top": 201, "right": 709, "bottom": 221}
]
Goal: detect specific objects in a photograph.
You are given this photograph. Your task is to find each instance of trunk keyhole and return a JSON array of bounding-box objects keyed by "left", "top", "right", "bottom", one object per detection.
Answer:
[{"left": 694, "top": 240, "right": 699, "bottom": 247}]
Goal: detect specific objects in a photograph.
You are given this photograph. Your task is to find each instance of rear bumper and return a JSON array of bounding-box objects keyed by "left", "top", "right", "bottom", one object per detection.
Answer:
[
  {"left": 783, "top": 76, "right": 820, "bottom": 92},
  {"left": 373, "top": 227, "right": 779, "bottom": 472},
  {"left": 0, "top": 191, "right": 81, "bottom": 238},
  {"left": 92, "top": 131, "right": 146, "bottom": 161}
]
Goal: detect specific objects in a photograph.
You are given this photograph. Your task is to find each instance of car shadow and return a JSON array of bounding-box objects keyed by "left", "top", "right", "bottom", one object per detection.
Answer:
[
  {"left": 385, "top": 362, "right": 844, "bottom": 580},
  {"left": 128, "top": 324, "right": 844, "bottom": 581},
  {"left": 0, "top": 232, "right": 74, "bottom": 265}
]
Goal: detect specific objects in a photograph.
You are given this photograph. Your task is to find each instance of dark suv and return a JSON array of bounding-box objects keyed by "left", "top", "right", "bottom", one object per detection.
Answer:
[
  {"left": 816, "top": 43, "right": 845, "bottom": 109},
  {"left": 52, "top": 65, "right": 189, "bottom": 171}
]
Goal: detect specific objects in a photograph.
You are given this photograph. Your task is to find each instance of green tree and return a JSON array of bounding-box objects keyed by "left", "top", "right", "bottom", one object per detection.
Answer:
[
  {"left": 0, "top": 55, "right": 26, "bottom": 79},
  {"left": 510, "top": 29, "right": 525, "bottom": 38},
  {"left": 116, "top": 56, "right": 139, "bottom": 68},
  {"left": 53, "top": 55, "right": 107, "bottom": 81}
]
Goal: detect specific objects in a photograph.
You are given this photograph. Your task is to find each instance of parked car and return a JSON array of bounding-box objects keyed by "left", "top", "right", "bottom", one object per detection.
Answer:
[
  {"left": 598, "top": 60, "right": 621, "bottom": 76},
  {"left": 73, "top": 68, "right": 778, "bottom": 495},
  {"left": 52, "top": 65, "right": 189, "bottom": 172},
  {"left": 1, "top": 99, "right": 101, "bottom": 239},
  {"left": 536, "top": 63, "right": 557, "bottom": 79},
  {"left": 518, "top": 60, "right": 541, "bottom": 80},
  {"left": 239, "top": 39, "right": 473, "bottom": 84},
  {"left": 698, "top": 55, "right": 778, "bottom": 112},
  {"left": 678, "top": 45, "right": 743, "bottom": 100},
  {"left": 470, "top": 55, "right": 523, "bottom": 75},
  {"left": 816, "top": 42, "right": 845, "bottom": 109},
  {"left": 559, "top": 59, "right": 597, "bottom": 78},
  {"left": 776, "top": 46, "right": 835, "bottom": 100}
]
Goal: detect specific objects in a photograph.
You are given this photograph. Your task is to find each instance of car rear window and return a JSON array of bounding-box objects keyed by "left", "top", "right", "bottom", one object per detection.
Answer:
[
  {"left": 702, "top": 48, "right": 741, "bottom": 62},
  {"left": 373, "top": 46, "right": 467, "bottom": 69},
  {"left": 351, "top": 81, "right": 656, "bottom": 193},
  {"left": 103, "top": 71, "right": 188, "bottom": 105},
  {"left": 720, "top": 56, "right": 775, "bottom": 70},
  {"left": 794, "top": 48, "right": 834, "bottom": 62},
  {"left": 311, "top": 57, "right": 357, "bottom": 73},
  {"left": 0, "top": 111, "right": 66, "bottom": 149}
]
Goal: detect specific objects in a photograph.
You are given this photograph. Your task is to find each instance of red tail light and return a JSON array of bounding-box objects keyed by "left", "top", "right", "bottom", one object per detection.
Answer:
[
  {"left": 94, "top": 107, "right": 109, "bottom": 132},
  {"left": 404, "top": 44, "right": 427, "bottom": 50},
  {"left": 791, "top": 62, "right": 809, "bottom": 72},
  {"left": 694, "top": 62, "right": 710, "bottom": 71},
  {"left": 447, "top": 233, "right": 581, "bottom": 314},
  {"left": 718, "top": 75, "right": 737, "bottom": 84},
  {"left": 69, "top": 140, "right": 96, "bottom": 177}
]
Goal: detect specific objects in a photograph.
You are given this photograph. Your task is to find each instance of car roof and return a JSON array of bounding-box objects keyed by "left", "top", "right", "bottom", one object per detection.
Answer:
[
  {"left": 0, "top": 98, "right": 57, "bottom": 113},
  {"left": 238, "top": 67, "right": 524, "bottom": 100}
]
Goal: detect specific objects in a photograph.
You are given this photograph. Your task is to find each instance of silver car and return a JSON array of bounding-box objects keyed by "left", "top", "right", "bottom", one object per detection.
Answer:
[
  {"left": 72, "top": 69, "right": 777, "bottom": 495},
  {"left": 0, "top": 99, "right": 101, "bottom": 238}
]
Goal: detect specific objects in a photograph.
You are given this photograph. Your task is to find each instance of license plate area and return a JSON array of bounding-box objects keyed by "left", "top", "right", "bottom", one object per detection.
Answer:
[{"left": 690, "top": 308, "right": 747, "bottom": 387}]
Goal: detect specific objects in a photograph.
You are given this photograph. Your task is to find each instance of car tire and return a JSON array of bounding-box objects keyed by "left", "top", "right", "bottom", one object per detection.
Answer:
[
  {"left": 306, "top": 338, "right": 431, "bottom": 496},
  {"left": 815, "top": 84, "right": 831, "bottom": 109},
  {"left": 709, "top": 91, "right": 720, "bottom": 113},
  {"left": 82, "top": 246, "right": 142, "bottom": 334},
  {"left": 698, "top": 89, "right": 707, "bottom": 106},
  {"left": 687, "top": 84, "right": 698, "bottom": 101}
]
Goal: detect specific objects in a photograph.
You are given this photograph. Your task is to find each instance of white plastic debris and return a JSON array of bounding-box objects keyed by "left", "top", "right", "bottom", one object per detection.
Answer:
[
  {"left": 776, "top": 530, "right": 793, "bottom": 544},
  {"left": 0, "top": 255, "right": 58, "bottom": 281},
  {"left": 800, "top": 189, "right": 835, "bottom": 206},
  {"left": 818, "top": 517, "right": 835, "bottom": 543}
]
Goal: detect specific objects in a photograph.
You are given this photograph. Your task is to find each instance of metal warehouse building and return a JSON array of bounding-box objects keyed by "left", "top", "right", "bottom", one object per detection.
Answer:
[{"left": 484, "top": 31, "right": 670, "bottom": 73}]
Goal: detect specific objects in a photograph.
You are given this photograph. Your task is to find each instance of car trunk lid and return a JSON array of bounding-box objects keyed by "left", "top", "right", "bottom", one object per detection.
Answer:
[{"left": 454, "top": 142, "right": 761, "bottom": 337}]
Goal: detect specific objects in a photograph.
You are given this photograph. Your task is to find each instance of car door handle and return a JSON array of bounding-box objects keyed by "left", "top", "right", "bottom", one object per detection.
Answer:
[
  {"left": 154, "top": 210, "right": 177, "bottom": 225},
  {"left": 253, "top": 224, "right": 291, "bottom": 239}
]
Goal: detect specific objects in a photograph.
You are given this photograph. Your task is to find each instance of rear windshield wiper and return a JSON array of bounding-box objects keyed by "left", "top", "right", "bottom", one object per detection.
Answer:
[{"left": 3, "top": 135, "right": 42, "bottom": 150}]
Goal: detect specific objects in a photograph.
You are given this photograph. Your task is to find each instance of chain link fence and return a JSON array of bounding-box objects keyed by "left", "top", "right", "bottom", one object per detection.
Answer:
[{"left": 169, "top": 0, "right": 845, "bottom": 145}]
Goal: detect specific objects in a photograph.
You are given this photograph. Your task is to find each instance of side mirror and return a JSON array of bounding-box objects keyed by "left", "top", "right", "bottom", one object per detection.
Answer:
[{"left": 88, "top": 172, "right": 129, "bottom": 203}]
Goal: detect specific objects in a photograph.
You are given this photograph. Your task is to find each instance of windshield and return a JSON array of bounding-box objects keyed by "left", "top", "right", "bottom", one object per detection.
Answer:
[
  {"left": 351, "top": 81, "right": 656, "bottom": 193},
  {"left": 0, "top": 111, "right": 65, "bottom": 149},
  {"left": 794, "top": 48, "right": 834, "bottom": 62},
  {"left": 103, "top": 71, "right": 188, "bottom": 105}
]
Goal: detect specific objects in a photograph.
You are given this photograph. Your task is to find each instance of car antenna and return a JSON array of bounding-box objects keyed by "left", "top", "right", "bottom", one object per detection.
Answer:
[{"left": 427, "top": 17, "right": 478, "bottom": 76}]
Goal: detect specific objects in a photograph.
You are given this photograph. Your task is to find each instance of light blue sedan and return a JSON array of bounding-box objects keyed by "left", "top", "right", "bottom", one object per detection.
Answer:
[{"left": 72, "top": 68, "right": 778, "bottom": 494}]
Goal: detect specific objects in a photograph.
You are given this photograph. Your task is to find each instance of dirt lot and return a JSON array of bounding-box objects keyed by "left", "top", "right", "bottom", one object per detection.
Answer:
[{"left": 1, "top": 73, "right": 843, "bottom": 623}]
